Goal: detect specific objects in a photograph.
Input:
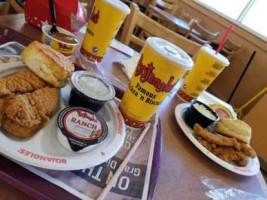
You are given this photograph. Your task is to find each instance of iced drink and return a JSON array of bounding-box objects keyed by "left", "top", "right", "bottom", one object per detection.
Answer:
[
  {"left": 120, "top": 37, "right": 193, "bottom": 128},
  {"left": 178, "top": 46, "right": 230, "bottom": 102},
  {"left": 80, "top": 0, "right": 130, "bottom": 62}
]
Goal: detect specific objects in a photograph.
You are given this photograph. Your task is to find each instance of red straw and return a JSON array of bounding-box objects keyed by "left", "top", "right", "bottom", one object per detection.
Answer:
[{"left": 215, "top": 24, "right": 235, "bottom": 54}]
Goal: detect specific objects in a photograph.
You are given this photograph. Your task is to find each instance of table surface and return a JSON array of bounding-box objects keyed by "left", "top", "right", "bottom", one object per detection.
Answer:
[
  {"left": 149, "top": 5, "right": 190, "bottom": 31},
  {"left": 1, "top": 14, "right": 267, "bottom": 200}
]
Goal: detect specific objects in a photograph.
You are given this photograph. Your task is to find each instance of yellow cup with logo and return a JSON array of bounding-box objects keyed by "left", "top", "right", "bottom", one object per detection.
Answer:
[
  {"left": 120, "top": 37, "right": 194, "bottom": 128},
  {"left": 178, "top": 46, "right": 230, "bottom": 102},
  {"left": 80, "top": 0, "right": 130, "bottom": 62}
]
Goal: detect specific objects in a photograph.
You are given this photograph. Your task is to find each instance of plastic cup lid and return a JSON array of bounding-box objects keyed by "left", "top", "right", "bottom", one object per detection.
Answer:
[
  {"left": 101, "top": 0, "right": 130, "bottom": 15},
  {"left": 71, "top": 71, "right": 116, "bottom": 102},
  {"left": 146, "top": 37, "right": 194, "bottom": 70},
  {"left": 201, "top": 46, "right": 230, "bottom": 67}
]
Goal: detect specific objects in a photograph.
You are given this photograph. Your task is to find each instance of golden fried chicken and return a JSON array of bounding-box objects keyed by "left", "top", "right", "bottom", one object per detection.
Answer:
[
  {"left": 240, "top": 142, "right": 256, "bottom": 158},
  {"left": 237, "top": 159, "right": 248, "bottom": 167},
  {"left": 213, "top": 147, "right": 248, "bottom": 167},
  {"left": 1, "top": 87, "right": 59, "bottom": 138},
  {"left": 196, "top": 137, "right": 247, "bottom": 166},
  {"left": 212, "top": 146, "right": 246, "bottom": 161},
  {"left": 194, "top": 124, "right": 238, "bottom": 147},
  {"left": 0, "top": 70, "right": 48, "bottom": 97},
  {"left": 196, "top": 137, "right": 216, "bottom": 151}
]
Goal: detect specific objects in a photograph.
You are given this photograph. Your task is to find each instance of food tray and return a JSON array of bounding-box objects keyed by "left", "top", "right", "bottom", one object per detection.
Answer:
[{"left": 0, "top": 25, "right": 162, "bottom": 200}]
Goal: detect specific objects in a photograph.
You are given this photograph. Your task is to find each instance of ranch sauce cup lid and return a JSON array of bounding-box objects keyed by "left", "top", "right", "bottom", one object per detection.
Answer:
[
  {"left": 71, "top": 71, "right": 115, "bottom": 102},
  {"left": 57, "top": 107, "right": 108, "bottom": 152}
]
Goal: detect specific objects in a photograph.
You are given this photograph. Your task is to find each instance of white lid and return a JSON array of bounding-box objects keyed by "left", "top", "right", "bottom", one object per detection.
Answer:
[
  {"left": 71, "top": 71, "right": 115, "bottom": 102},
  {"left": 146, "top": 37, "right": 194, "bottom": 70},
  {"left": 100, "top": 0, "right": 130, "bottom": 15},
  {"left": 201, "top": 46, "right": 230, "bottom": 67}
]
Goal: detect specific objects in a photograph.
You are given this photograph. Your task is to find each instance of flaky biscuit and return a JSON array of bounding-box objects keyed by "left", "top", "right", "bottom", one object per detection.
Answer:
[
  {"left": 22, "top": 41, "right": 74, "bottom": 87},
  {"left": 214, "top": 118, "right": 252, "bottom": 144}
]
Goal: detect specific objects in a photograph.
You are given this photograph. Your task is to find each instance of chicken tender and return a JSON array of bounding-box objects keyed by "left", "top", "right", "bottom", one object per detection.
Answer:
[
  {"left": 237, "top": 159, "right": 248, "bottom": 167},
  {"left": 1, "top": 87, "right": 59, "bottom": 138},
  {"left": 194, "top": 124, "right": 238, "bottom": 147},
  {"left": 196, "top": 137, "right": 247, "bottom": 166},
  {"left": 194, "top": 124, "right": 257, "bottom": 167},
  {"left": 214, "top": 147, "right": 248, "bottom": 167},
  {"left": 212, "top": 146, "right": 246, "bottom": 161},
  {"left": 197, "top": 137, "right": 216, "bottom": 151},
  {"left": 240, "top": 142, "right": 256, "bottom": 158},
  {"left": 0, "top": 70, "right": 47, "bottom": 97}
]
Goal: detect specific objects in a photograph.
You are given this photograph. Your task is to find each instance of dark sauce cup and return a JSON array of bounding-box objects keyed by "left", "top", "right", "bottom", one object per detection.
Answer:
[
  {"left": 69, "top": 71, "right": 115, "bottom": 112},
  {"left": 184, "top": 99, "right": 220, "bottom": 128}
]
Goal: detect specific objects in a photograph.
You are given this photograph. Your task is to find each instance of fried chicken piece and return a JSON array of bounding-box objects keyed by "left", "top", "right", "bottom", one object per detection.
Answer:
[
  {"left": 194, "top": 124, "right": 238, "bottom": 147},
  {"left": 197, "top": 137, "right": 216, "bottom": 151},
  {"left": 239, "top": 142, "right": 256, "bottom": 158},
  {"left": 194, "top": 124, "right": 257, "bottom": 167},
  {"left": 215, "top": 147, "right": 248, "bottom": 167},
  {"left": 196, "top": 136, "right": 248, "bottom": 167},
  {"left": 212, "top": 146, "right": 246, "bottom": 161},
  {"left": 237, "top": 159, "right": 248, "bottom": 167},
  {"left": 2, "top": 87, "right": 59, "bottom": 138},
  {"left": 0, "top": 70, "right": 47, "bottom": 97}
]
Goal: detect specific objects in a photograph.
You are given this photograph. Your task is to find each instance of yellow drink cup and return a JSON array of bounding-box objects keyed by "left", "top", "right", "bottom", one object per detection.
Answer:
[
  {"left": 178, "top": 46, "right": 230, "bottom": 102},
  {"left": 80, "top": 0, "right": 130, "bottom": 62},
  {"left": 120, "top": 37, "right": 194, "bottom": 128}
]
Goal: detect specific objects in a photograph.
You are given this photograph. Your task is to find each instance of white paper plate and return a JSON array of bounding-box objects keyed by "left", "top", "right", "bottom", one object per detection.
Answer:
[
  {"left": 0, "top": 64, "right": 126, "bottom": 170},
  {"left": 174, "top": 103, "right": 260, "bottom": 176}
]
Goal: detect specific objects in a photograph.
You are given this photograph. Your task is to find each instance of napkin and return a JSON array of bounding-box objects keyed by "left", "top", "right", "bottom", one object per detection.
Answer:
[
  {"left": 110, "top": 40, "right": 136, "bottom": 57},
  {"left": 114, "top": 53, "right": 141, "bottom": 79}
]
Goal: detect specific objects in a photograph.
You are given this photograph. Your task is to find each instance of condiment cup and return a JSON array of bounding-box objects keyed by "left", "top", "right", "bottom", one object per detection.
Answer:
[
  {"left": 41, "top": 25, "right": 79, "bottom": 56},
  {"left": 69, "top": 71, "right": 116, "bottom": 112},
  {"left": 184, "top": 99, "right": 220, "bottom": 128}
]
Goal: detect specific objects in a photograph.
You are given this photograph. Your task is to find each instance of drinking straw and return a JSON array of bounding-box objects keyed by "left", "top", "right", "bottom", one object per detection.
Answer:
[
  {"left": 215, "top": 24, "right": 235, "bottom": 54},
  {"left": 96, "top": 123, "right": 151, "bottom": 200}
]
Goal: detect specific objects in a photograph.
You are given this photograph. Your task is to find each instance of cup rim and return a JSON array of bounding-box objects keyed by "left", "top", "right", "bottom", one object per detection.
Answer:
[
  {"left": 42, "top": 25, "right": 79, "bottom": 46},
  {"left": 191, "top": 99, "right": 220, "bottom": 122}
]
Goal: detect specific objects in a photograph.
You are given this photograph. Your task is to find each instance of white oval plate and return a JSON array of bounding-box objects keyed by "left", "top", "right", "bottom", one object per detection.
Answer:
[
  {"left": 0, "top": 64, "right": 126, "bottom": 170},
  {"left": 174, "top": 103, "right": 260, "bottom": 176}
]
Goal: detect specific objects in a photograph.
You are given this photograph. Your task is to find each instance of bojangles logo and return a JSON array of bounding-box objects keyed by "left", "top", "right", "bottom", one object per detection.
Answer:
[
  {"left": 58, "top": 43, "right": 72, "bottom": 51},
  {"left": 76, "top": 110, "right": 97, "bottom": 122},
  {"left": 135, "top": 55, "right": 176, "bottom": 93},
  {"left": 90, "top": 6, "right": 100, "bottom": 24}
]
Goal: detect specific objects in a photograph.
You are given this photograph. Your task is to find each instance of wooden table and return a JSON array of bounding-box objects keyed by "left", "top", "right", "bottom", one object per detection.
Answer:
[
  {"left": 1, "top": 14, "right": 267, "bottom": 200},
  {"left": 148, "top": 5, "right": 190, "bottom": 31}
]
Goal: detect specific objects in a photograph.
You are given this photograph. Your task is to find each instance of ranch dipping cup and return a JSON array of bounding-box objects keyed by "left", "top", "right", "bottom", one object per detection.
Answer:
[
  {"left": 119, "top": 37, "right": 194, "bottom": 128},
  {"left": 80, "top": 0, "right": 130, "bottom": 63}
]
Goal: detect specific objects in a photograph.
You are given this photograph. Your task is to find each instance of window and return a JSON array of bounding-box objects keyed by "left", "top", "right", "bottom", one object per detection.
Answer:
[
  {"left": 197, "top": 0, "right": 251, "bottom": 20},
  {"left": 195, "top": 0, "right": 267, "bottom": 39},
  {"left": 241, "top": 0, "right": 267, "bottom": 38}
]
